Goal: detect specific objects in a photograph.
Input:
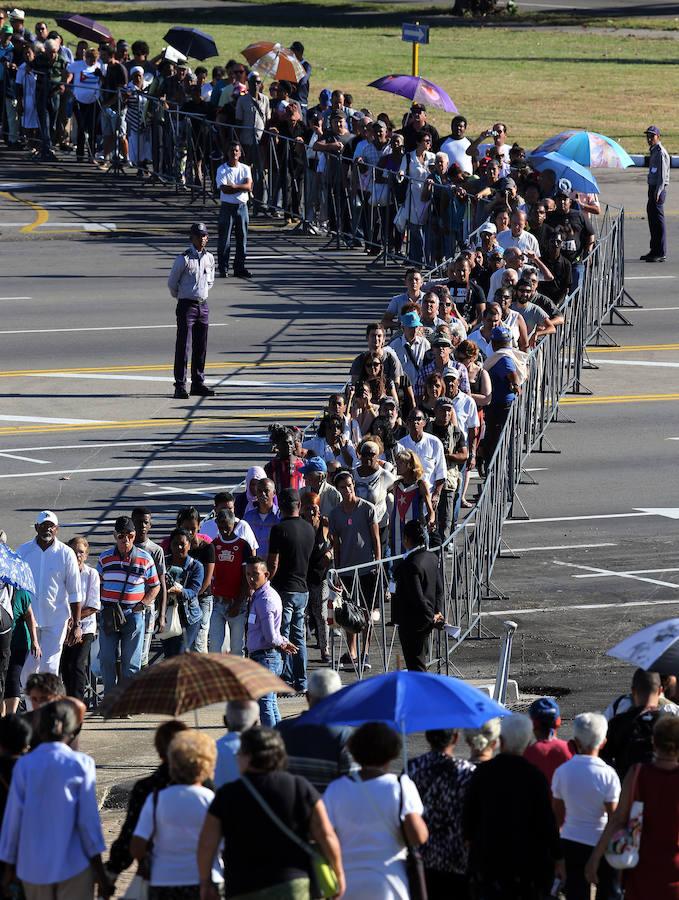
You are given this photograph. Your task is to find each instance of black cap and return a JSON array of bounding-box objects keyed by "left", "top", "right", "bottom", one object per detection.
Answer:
[
  {"left": 114, "top": 515, "right": 135, "bottom": 534},
  {"left": 290, "top": 41, "right": 304, "bottom": 53},
  {"left": 190, "top": 222, "right": 208, "bottom": 236}
]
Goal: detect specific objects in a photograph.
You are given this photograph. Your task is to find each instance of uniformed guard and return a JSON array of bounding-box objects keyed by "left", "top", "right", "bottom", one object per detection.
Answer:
[{"left": 641, "top": 125, "right": 670, "bottom": 263}]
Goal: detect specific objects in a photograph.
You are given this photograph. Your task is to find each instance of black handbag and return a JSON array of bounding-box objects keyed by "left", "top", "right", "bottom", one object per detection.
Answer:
[
  {"left": 334, "top": 598, "right": 368, "bottom": 635},
  {"left": 399, "top": 777, "right": 428, "bottom": 900}
]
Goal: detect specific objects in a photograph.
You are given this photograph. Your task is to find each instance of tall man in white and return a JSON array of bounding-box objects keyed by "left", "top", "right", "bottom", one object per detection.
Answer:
[
  {"left": 18, "top": 511, "right": 81, "bottom": 680},
  {"left": 215, "top": 140, "right": 253, "bottom": 279}
]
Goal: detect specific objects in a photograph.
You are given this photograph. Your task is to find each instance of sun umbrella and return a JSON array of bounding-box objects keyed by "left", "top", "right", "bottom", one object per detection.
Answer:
[
  {"left": 368, "top": 74, "right": 457, "bottom": 113},
  {"left": 101, "top": 652, "right": 289, "bottom": 719},
  {"left": 527, "top": 150, "right": 600, "bottom": 195},
  {"left": 302, "top": 670, "right": 510, "bottom": 733},
  {"left": 241, "top": 42, "right": 305, "bottom": 83},
  {"left": 0, "top": 543, "right": 35, "bottom": 597},
  {"left": 55, "top": 14, "right": 115, "bottom": 46},
  {"left": 163, "top": 27, "right": 218, "bottom": 61},
  {"left": 532, "top": 130, "right": 634, "bottom": 169},
  {"left": 608, "top": 619, "right": 679, "bottom": 675}
]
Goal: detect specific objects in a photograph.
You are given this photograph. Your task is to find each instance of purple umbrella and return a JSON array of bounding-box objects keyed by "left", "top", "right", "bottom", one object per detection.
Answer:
[
  {"left": 55, "top": 14, "right": 115, "bottom": 46},
  {"left": 368, "top": 74, "right": 457, "bottom": 113}
]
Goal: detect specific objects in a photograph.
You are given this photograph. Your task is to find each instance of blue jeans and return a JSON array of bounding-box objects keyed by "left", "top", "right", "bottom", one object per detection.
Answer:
[
  {"left": 162, "top": 619, "right": 202, "bottom": 658},
  {"left": 209, "top": 600, "right": 246, "bottom": 655},
  {"left": 572, "top": 261, "right": 586, "bottom": 294},
  {"left": 217, "top": 202, "right": 248, "bottom": 274},
  {"left": 249, "top": 648, "right": 282, "bottom": 726},
  {"left": 193, "top": 596, "right": 212, "bottom": 652},
  {"left": 99, "top": 607, "right": 145, "bottom": 695},
  {"left": 280, "top": 591, "right": 308, "bottom": 691}
]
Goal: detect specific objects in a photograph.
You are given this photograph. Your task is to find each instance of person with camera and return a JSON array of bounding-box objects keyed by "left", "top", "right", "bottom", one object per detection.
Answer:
[{"left": 467, "top": 122, "right": 510, "bottom": 174}]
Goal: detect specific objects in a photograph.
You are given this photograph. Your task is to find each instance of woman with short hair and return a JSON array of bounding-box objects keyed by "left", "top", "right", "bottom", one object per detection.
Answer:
[
  {"left": 464, "top": 718, "right": 501, "bottom": 765},
  {"left": 197, "top": 727, "right": 344, "bottom": 900},
  {"left": 131, "top": 730, "right": 221, "bottom": 899},
  {"left": 324, "top": 722, "right": 428, "bottom": 899}
]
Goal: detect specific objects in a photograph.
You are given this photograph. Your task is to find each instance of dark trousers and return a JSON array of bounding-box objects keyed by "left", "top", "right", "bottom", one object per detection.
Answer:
[
  {"left": 36, "top": 89, "right": 59, "bottom": 156},
  {"left": 399, "top": 627, "right": 429, "bottom": 672},
  {"left": 481, "top": 406, "right": 511, "bottom": 468},
  {"left": 0, "top": 608, "right": 13, "bottom": 702},
  {"left": 73, "top": 99, "right": 99, "bottom": 159},
  {"left": 217, "top": 201, "right": 248, "bottom": 273},
  {"left": 562, "top": 838, "right": 621, "bottom": 900},
  {"left": 174, "top": 300, "right": 209, "bottom": 389},
  {"left": 425, "top": 868, "right": 469, "bottom": 900},
  {"left": 647, "top": 186, "right": 667, "bottom": 257},
  {"left": 60, "top": 633, "right": 94, "bottom": 702}
]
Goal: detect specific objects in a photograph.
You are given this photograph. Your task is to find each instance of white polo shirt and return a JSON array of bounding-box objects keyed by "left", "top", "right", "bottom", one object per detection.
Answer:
[
  {"left": 496, "top": 229, "right": 541, "bottom": 257},
  {"left": 400, "top": 432, "right": 447, "bottom": 490},
  {"left": 452, "top": 391, "right": 480, "bottom": 442},
  {"left": 215, "top": 161, "right": 252, "bottom": 205},
  {"left": 16, "top": 537, "right": 80, "bottom": 628}
]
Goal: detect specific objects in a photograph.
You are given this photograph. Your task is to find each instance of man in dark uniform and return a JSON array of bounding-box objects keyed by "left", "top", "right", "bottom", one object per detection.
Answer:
[
  {"left": 392, "top": 520, "right": 442, "bottom": 671},
  {"left": 167, "top": 222, "right": 216, "bottom": 400},
  {"left": 641, "top": 125, "right": 670, "bottom": 262}
]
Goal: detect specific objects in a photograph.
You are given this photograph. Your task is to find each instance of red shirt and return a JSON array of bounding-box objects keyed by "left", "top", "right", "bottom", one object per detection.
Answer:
[
  {"left": 524, "top": 737, "right": 573, "bottom": 786},
  {"left": 265, "top": 457, "right": 305, "bottom": 494},
  {"left": 212, "top": 535, "right": 252, "bottom": 599}
]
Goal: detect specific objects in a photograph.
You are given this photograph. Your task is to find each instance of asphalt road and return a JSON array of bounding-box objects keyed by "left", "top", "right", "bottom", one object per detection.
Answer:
[{"left": 2, "top": 154, "right": 679, "bottom": 723}]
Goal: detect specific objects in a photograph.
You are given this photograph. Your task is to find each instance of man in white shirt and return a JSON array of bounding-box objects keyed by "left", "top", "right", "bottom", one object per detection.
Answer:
[
  {"left": 215, "top": 140, "right": 253, "bottom": 279},
  {"left": 66, "top": 47, "right": 102, "bottom": 161},
  {"left": 17, "top": 511, "right": 81, "bottom": 680},
  {"left": 439, "top": 115, "right": 472, "bottom": 175},
  {"left": 381, "top": 268, "right": 424, "bottom": 332},
  {"left": 390, "top": 310, "right": 430, "bottom": 388},
  {"left": 400, "top": 408, "right": 446, "bottom": 509},
  {"left": 444, "top": 370, "right": 480, "bottom": 522},
  {"left": 496, "top": 211, "right": 541, "bottom": 257}
]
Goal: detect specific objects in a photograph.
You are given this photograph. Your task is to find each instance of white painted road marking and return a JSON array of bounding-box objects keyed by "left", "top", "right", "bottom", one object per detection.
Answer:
[
  {"left": 0, "top": 297, "right": 32, "bottom": 301},
  {"left": 627, "top": 306, "right": 679, "bottom": 311},
  {"left": 0, "top": 415, "right": 106, "bottom": 425},
  {"left": 625, "top": 276, "right": 676, "bottom": 281},
  {"left": 24, "top": 372, "right": 342, "bottom": 388},
  {"left": 0, "top": 452, "right": 49, "bottom": 464},
  {"left": 505, "top": 511, "right": 655, "bottom": 525},
  {"left": 0, "top": 462, "right": 212, "bottom": 480},
  {"left": 553, "top": 560, "right": 679, "bottom": 590},
  {"left": 574, "top": 567, "right": 679, "bottom": 579},
  {"left": 0, "top": 324, "right": 229, "bottom": 336},
  {"left": 507, "top": 542, "right": 617, "bottom": 553},
  {"left": 596, "top": 359, "right": 679, "bottom": 369},
  {"left": 483, "top": 599, "right": 679, "bottom": 616},
  {"left": 0, "top": 435, "right": 270, "bottom": 454}
]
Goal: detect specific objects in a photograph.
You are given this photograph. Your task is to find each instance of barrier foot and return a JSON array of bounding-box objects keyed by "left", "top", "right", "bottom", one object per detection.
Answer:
[
  {"left": 536, "top": 434, "right": 561, "bottom": 454},
  {"left": 607, "top": 307, "right": 634, "bottom": 327},
  {"left": 619, "top": 288, "right": 641, "bottom": 308},
  {"left": 569, "top": 378, "right": 593, "bottom": 395},
  {"left": 519, "top": 469, "right": 538, "bottom": 486},
  {"left": 509, "top": 490, "right": 530, "bottom": 520},
  {"left": 498, "top": 536, "right": 521, "bottom": 559},
  {"left": 553, "top": 409, "right": 576, "bottom": 424},
  {"left": 590, "top": 327, "right": 619, "bottom": 348},
  {"left": 469, "top": 619, "right": 498, "bottom": 640}
]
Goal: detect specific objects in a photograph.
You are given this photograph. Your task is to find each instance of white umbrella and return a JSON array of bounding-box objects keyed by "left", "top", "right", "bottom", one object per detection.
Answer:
[{"left": 607, "top": 619, "right": 679, "bottom": 674}]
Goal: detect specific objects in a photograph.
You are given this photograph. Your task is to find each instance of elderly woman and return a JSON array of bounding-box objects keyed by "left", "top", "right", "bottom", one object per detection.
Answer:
[
  {"left": 409, "top": 729, "right": 476, "bottom": 899},
  {"left": 353, "top": 437, "right": 396, "bottom": 559},
  {"left": 131, "top": 730, "right": 220, "bottom": 899},
  {"left": 235, "top": 466, "right": 268, "bottom": 518},
  {"left": 586, "top": 714, "right": 679, "bottom": 900},
  {"left": 551, "top": 713, "right": 620, "bottom": 900},
  {"left": 198, "top": 727, "right": 344, "bottom": 900},
  {"left": 464, "top": 718, "right": 501, "bottom": 765},
  {"left": 324, "top": 722, "right": 428, "bottom": 899},
  {"left": 61, "top": 536, "right": 100, "bottom": 702}
]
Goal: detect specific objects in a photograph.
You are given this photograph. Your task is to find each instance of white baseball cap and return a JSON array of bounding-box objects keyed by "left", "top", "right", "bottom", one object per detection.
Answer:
[
  {"left": 35, "top": 510, "right": 58, "bottom": 526},
  {"left": 479, "top": 222, "right": 497, "bottom": 234}
]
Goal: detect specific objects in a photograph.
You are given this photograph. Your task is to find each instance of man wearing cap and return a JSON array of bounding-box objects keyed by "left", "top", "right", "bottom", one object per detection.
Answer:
[
  {"left": 97, "top": 516, "right": 160, "bottom": 695},
  {"left": 390, "top": 309, "right": 431, "bottom": 389},
  {"left": 401, "top": 408, "right": 447, "bottom": 507},
  {"left": 427, "top": 398, "right": 468, "bottom": 539},
  {"left": 496, "top": 210, "right": 540, "bottom": 257},
  {"left": 168, "top": 221, "right": 216, "bottom": 400},
  {"left": 299, "top": 457, "right": 341, "bottom": 517},
  {"left": 477, "top": 221, "right": 498, "bottom": 255},
  {"left": 400, "top": 104, "right": 439, "bottom": 153},
  {"left": 215, "top": 140, "right": 253, "bottom": 279},
  {"left": 439, "top": 115, "right": 473, "bottom": 175},
  {"left": 289, "top": 41, "right": 311, "bottom": 111},
  {"left": 546, "top": 190, "right": 595, "bottom": 291},
  {"left": 416, "top": 332, "right": 470, "bottom": 399},
  {"left": 642, "top": 125, "right": 670, "bottom": 262},
  {"left": 523, "top": 697, "right": 573, "bottom": 787},
  {"left": 8, "top": 8, "right": 34, "bottom": 43},
  {"left": 479, "top": 326, "right": 521, "bottom": 474},
  {"left": 17, "top": 512, "right": 81, "bottom": 681}
]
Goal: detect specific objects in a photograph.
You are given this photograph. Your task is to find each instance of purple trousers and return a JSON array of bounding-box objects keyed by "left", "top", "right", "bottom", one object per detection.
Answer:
[{"left": 174, "top": 300, "right": 209, "bottom": 389}]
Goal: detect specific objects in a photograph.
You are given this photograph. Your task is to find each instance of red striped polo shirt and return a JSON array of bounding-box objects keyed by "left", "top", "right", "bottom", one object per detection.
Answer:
[{"left": 97, "top": 546, "right": 159, "bottom": 605}]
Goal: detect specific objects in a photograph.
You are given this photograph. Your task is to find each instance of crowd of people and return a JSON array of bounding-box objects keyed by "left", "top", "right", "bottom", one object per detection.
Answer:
[{"left": 0, "top": 667, "right": 677, "bottom": 898}]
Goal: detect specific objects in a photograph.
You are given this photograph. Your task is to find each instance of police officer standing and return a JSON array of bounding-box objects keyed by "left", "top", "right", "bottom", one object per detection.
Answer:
[
  {"left": 641, "top": 125, "right": 670, "bottom": 263},
  {"left": 168, "top": 222, "right": 216, "bottom": 400}
]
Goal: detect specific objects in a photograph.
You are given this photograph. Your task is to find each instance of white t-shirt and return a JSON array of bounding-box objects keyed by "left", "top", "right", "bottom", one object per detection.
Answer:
[
  {"left": 400, "top": 432, "right": 447, "bottom": 490},
  {"left": 134, "top": 784, "right": 222, "bottom": 886},
  {"left": 78, "top": 564, "right": 100, "bottom": 636},
  {"left": 551, "top": 755, "right": 620, "bottom": 847},
  {"left": 439, "top": 136, "right": 472, "bottom": 174},
  {"left": 215, "top": 161, "right": 252, "bottom": 204},
  {"left": 67, "top": 61, "right": 102, "bottom": 104},
  {"left": 200, "top": 516, "right": 258, "bottom": 552},
  {"left": 477, "top": 141, "right": 511, "bottom": 174},
  {"left": 452, "top": 390, "right": 480, "bottom": 441}
]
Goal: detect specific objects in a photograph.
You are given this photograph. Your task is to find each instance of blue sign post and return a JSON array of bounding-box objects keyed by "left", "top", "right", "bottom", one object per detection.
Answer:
[{"left": 401, "top": 22, "right": 430, "bottom": 75}]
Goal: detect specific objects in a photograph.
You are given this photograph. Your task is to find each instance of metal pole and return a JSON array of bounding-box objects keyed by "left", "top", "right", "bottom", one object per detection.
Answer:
[
  {"left": 493, "top": 620, "right": 518, "bottom": 704},
  {"left": 411, "top": 23, "right": 420, "bottom": 76}
]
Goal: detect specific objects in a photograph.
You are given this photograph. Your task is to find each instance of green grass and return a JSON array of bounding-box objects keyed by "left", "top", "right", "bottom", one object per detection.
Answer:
[{"left": 24, "top": 0, "right": 679, "bottom": 152}]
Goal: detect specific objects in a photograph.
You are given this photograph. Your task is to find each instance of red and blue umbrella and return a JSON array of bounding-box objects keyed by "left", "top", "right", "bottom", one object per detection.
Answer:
[
  {"left": 532, "top": 130, "right": 634, "bottom": 169},
  {"left": 368, "top": 74, "right": 457, "bottom": 113}
]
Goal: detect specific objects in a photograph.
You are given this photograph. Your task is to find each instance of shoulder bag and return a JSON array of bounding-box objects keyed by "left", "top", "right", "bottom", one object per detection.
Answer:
[
  {"left": 605, "top": 763, "right": 644, "bottom": 870},
  {"left": 240, "top": 775, "right": 339, "bottom": 899},
  {"left": 398, "top": 776, "right": 428, "bottom": 900},
  {"left": 101, "top": 556, "right": 136, "bottom": 636},
  {"left": 123, "top": 789, "right": 158, "bottom": 900}
]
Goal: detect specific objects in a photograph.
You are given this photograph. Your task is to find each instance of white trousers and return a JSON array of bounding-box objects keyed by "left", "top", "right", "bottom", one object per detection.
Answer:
[{"left": 21, "top": 620, "right": 69, "bottom": 685}]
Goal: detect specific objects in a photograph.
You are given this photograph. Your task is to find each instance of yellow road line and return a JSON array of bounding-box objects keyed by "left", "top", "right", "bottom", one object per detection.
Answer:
[
  {"left": 0, "top": 357, "right": 352, "bottom": 379},
  {"left": 588, "top": 343, "right": 679, "bottom": 354},
  {"left": 562, "top": 392, "right": 679, "bottom": 406},
  {"left": 0, "top": 191, "right": 49, "bottom": 233}
]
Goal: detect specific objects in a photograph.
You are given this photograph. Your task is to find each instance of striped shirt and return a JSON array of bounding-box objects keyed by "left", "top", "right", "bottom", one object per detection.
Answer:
[{"left": 97, "top": 547, "right": 159, "bottom": 606}]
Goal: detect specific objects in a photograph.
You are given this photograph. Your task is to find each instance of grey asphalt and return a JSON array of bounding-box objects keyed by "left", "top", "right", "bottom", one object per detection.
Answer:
[{"left": 2, "top": 154, "right": 679, "bottom": 729}]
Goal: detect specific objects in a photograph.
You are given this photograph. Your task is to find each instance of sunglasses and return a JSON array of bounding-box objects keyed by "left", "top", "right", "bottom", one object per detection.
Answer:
[{"left": 115, "top": 532, "right": 134, "bottom": 539}]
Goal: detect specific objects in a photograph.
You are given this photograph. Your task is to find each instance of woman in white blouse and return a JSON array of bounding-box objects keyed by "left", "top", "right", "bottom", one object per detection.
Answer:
[
  {"left": 61, "top": 537, "right": 100, "bottom": 702},
  {"left": 399, "top": 132, "right": 435, "bottom": 265},
  {"left": 324, "top": 722, "right": 428, "bottom": 899}
]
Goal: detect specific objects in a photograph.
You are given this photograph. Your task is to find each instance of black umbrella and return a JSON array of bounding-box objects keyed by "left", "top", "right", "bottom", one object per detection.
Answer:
[
  {"left": 163, "top": 26, "right": 218, "bottom": 61},
  {"left": 55, "top": 14, "right": 115, "bottom": 46}
]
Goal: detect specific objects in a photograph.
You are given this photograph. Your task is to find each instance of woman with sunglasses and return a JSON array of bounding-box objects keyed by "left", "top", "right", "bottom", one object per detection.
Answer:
[{"left": 359, "top": 352, "right": 398, "bottom": 406}]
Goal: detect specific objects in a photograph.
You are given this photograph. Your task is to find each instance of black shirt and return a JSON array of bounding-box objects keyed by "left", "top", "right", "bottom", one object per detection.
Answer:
[
  {"left": 210, "top": 771, "right": 319, "bottom": 895},
  {"left": 400, "top": 122, "right": 440, "bottom": 153},
  {"left": 189, "top": 540, "right": 215, "bottom": 597},
  {"left": 446, "top": 278, "right": 486, "bottom": 322},
  {"left": 540, "top": 253, "right": 572, "bottom": 305},
  {"left": 268, "top": 516, "right": 315, "bottom": 593},
  {"left": 545, "top": 209, "right": 594, "bottom": 262}
]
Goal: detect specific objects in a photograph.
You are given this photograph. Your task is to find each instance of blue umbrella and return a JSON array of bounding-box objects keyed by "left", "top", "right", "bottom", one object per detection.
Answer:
[
  {"left": 528, "top": 151, "right": 600, "bottom": 194},
  {"left": 532, "top": 130, "right": 634, "bottom": 169},
  {"left": 302, "top": 670, "right": 510, "bottom": 733},
  {"left": 0, "top": 543, "right": 36, "bottom": 597}
]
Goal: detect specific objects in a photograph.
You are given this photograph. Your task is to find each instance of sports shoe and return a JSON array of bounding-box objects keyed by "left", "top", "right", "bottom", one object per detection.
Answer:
[
  {"left": 190, "top": 385, "right": 216, "bottom": 397},
  {"left": 173, "top": 387, "right": 189, "bottom": 399},
  {"left": 645, "top": 255, "right": 666, "bottom": 263},
  {"left": 233, "top": 268, "right": 252, "bottom": 279}
]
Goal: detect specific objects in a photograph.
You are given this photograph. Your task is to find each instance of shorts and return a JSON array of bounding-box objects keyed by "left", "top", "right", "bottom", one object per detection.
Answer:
[{"left": 100, "top": 106, "right": 127, "bottom": 137}]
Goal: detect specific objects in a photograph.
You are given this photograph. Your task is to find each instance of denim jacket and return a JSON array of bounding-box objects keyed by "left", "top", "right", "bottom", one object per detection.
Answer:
[{"left": 165, "top": 555, "right": 204, "bottom": 626}]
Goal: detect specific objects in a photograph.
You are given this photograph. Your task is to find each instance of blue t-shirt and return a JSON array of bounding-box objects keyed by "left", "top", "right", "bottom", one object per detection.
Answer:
[{"left": 488, "top": 356, "right": 517, "bottom": 408}]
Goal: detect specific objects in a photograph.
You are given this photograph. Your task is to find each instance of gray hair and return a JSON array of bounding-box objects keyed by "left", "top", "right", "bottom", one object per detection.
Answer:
[
  {"left": 435, "top": 152, "right": 449, "bottom": 166},
  {"left": 573, "top": 712, "right": 608, "bottom": 752},
  {"left": 308, "top": 668, "right": 342, "bottom": 700},
  {"left": 501, "top": 714, "right": 533, "bottom": 755},
  {"left": 465, "top": 717, "right": 501, "bottom": 752},
  {"left": 44, "top": 38, "right": 59, "bottom": 53},
  {"left": 225, "top": 700, "right": 260, "bottom": 733}
]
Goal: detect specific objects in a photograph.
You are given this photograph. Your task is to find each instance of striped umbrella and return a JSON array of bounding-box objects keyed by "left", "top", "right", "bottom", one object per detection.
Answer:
[
  {"left": 532, "top": 130, "right": 634, "bottom": 169},
  {"left": 101, "top": 652, "right": 289, "bottom": 718},
  {"left": 241, "top": 42, "right": 305, "bottom": 82}
]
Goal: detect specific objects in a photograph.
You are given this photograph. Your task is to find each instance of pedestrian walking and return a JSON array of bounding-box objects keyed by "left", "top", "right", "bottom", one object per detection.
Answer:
[
  {"left": 215, "top": 140, "right": 253, "bottom": 279},
  {"left": 641, "top": 125, "right": 670, "bottom": 262},
  {"left": 60, "top": 537, "right": 100, "bottom": 703},
  {"left": 168, "top": 222, "right": 216, "bottom": 401}
]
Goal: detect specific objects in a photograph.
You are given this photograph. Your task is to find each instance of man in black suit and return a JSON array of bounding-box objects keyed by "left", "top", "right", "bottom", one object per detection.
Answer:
[{"left": 392, "top": 521, "right": 443, "bottom": 671}]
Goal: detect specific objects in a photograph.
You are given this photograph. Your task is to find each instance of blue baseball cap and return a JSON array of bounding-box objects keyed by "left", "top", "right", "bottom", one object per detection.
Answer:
[
  {"left": 401, "top": 311, "right": 422, "bottom": 329},
  {"left": 490, "top": 325, "right": 512, "bottom": 343},
  {"left": 301, "top": 455, "right": 327, "bottom": 475},
  {"left": 319, "top": 88, "right": 332, "bottom": 105},
  {"left": 529, "top": 697, "right": 560, "bottom": 722},
  {"left": 645, "top": 125, "right": 661, "bottom": 136}
]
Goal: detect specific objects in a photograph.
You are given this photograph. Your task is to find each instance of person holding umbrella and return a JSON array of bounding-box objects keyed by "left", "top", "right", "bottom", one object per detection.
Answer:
[{"left": 215, "top": 140, "right": 253, "bottom": 279}]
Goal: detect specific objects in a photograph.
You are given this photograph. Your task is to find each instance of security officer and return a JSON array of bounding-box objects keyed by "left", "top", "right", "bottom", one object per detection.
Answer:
[
  {"left": 168, "top": 222, "right": 216, "bottom": 400},
  {"left": 641, "top": 125, "right": 670, "bottom": 262}
]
